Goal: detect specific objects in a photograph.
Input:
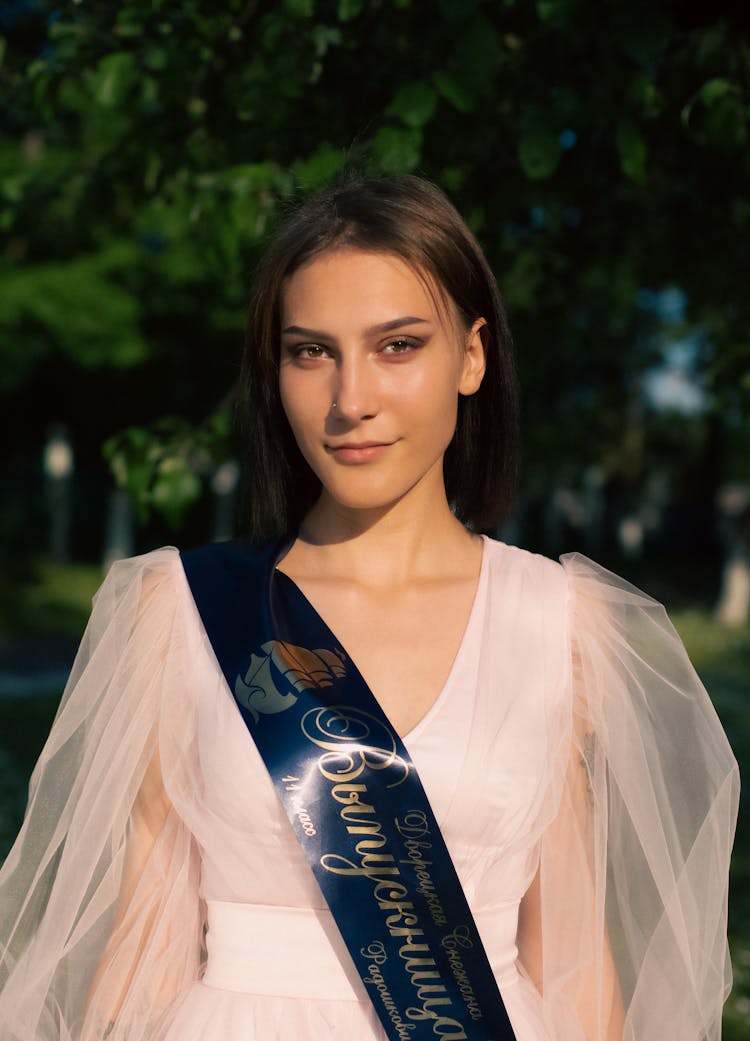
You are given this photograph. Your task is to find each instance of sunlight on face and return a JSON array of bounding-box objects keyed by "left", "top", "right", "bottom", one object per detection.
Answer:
[{"left": 278, "top": 248, "right": 485, "bottom": 517}]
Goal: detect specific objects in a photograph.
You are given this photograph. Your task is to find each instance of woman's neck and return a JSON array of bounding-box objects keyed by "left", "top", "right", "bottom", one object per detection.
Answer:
[{"left": 285, "top": 486, "right": 481, "bottom": 588}]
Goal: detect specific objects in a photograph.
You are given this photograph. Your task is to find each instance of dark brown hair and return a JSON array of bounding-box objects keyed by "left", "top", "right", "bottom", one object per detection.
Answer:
[{"left": 237, "top": 174, "right": 519, "bottom": 539}]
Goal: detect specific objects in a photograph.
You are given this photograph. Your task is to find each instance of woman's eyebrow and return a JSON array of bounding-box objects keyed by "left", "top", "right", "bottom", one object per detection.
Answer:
[
  {"left": 367, "top": 316, "right": 431, "bottom": 335},
  {"left": 281, "top": 324, "right": 335, "bottom": 340},
  {"left": 281, "top": 316, "right": 431, "bottom": 338}
]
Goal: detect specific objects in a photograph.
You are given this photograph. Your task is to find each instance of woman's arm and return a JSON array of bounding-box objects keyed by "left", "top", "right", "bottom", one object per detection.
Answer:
[
  {"left": 545, "top": 552, "right": 739, "bottom": 1041},
  {"left": 516, "top": 728, "right": 625, "bottom": 1041},
  {"left": 0, "top": 550, "right": 203, "bottom": 1041},
  {"left": 83, "top": 739, "right": 175, "bottom": 1037}
]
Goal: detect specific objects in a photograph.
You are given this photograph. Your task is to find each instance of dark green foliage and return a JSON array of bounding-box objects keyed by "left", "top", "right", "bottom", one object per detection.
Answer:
[{"left": 0, "top": 0, "right": 748, "bottom": 527}]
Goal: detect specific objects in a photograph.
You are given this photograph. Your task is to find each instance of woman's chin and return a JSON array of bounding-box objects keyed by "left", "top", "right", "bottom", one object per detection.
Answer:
[
  {"left": 317, "top": 491, "right": 405, "bottom": 518},
  {"left": 312, "top": 478, "right": 444, "bottom": 525}
]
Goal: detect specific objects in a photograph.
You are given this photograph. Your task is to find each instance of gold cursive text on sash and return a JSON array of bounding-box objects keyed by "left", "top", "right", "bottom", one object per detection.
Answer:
[{"left": 301, "top": 705, "right": 471, "bottom": 1040}]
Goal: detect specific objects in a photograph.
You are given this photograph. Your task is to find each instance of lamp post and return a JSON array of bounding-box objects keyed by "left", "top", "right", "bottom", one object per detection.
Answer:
[{"left": 43, "top": 424, "right": 74, "bottom": 565}]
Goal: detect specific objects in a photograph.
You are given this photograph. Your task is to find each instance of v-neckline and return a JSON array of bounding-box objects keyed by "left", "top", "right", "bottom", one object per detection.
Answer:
[
  {"left": 402, "top": 534, "right": 489, "bottom": 742},
  {"left": 273, "top": 534, "right": 490, "bottom": 742}
]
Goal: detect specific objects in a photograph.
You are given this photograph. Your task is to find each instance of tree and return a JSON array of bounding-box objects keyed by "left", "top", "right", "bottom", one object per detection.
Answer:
[{"left": 1, "top": 0, "right": 748, "bottom": 549}]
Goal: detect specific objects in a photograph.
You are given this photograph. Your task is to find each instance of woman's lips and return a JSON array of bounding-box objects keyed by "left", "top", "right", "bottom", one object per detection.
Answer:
[{"left": 326, "top": 441, "right": 394, "bottom": 463}]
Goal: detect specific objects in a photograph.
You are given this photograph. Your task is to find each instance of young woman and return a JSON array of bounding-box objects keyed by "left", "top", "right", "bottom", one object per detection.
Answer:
[{"left": 0, "top": 176, "right": 739, "bottom": 1041}]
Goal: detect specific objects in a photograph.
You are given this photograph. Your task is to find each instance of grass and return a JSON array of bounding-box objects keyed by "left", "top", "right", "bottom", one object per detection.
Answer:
[
  {"left": 0, "top": 556, "right": 103, "bottom": 641},
  {"left": 0, "top": 561, "right": 747, "bottom": 1035},
  {"left": 0, "top": 559, "right": 104, "bottom": 861},
  {"left": 671, "top": 609, "right": 750, "bottom": 1038}
]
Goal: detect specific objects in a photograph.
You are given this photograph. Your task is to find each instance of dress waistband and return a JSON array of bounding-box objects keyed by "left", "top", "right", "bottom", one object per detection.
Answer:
[
  {"left": 201, "top": 898, "right": 520, "bottom": 1000},
  {"left": 202, "top": 899, "right": 364, "bottom": 1000}
]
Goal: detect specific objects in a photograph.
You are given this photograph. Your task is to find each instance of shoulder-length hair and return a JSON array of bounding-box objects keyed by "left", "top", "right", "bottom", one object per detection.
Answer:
[{"left": 237, "top": 174, "right": 519, "bottom": 539}]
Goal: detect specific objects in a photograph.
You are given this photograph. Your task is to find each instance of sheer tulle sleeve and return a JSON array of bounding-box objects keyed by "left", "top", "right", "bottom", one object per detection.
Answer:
[
  {"left": 529, "top": 553, "right": 739, "bottom": 1041},
  {"left": 0, "top": 548, "right": 204, "bottom": 1041}
]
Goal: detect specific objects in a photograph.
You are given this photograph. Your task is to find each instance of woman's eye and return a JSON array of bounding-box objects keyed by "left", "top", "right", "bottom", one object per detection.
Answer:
[
  {"left": 383, "top": 338, "right": 419, "bottom": 354},
  {"left": 294, "top": 344, "right": 328, "bottom": 359}
]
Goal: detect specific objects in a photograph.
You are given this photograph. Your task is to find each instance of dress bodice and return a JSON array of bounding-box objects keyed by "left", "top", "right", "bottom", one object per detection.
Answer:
[{"left": 171, "top": 537, "right": 569, "bottom": 1020}]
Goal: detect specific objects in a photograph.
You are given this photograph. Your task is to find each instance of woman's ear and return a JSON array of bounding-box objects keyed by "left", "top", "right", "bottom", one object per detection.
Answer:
[{"left": 458, "top": 317, "right": 487, "bottom": 396}]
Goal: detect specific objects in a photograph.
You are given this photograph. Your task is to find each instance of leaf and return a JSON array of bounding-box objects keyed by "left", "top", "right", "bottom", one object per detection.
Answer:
[
  {"left": 389, "top": 82, "right": 438, "bottom": 129},
  {"left": 311, "top": 24, "right": 342, "bottom": 56},
  {"left": 92, "top": 52, "right": 137, "bottom": 108},
  {"left": 502, "top": 247, "right": 545, "bottom": 310},
  {"left": 284, "top": 0, "right": 315, "bottom": 17},
  {"left": 371, "top": 126, "right": 422, "bottom": 175},
  {"left": 536, "top": 0, "right": 577, "bottom": 26},
  {"left": 209, "top": 408, "right": 232, "bottom": 438},
  {"left": 705, "top": 94, "right": 747, "bottom": 151},
  {"left": 452, "top": 13, "right": 503, "bottom": 89},
  {"left": 441, "top": 164, "right": 469, "bottom": 191},
  {"left": 114, "top": 9, "right": 144, "bottom": 39},
  {"left": 681, "top": 79, "right": 738, "bottom": 137},
  {"left": 617, "top": 9, "right": 670, "bottom": 64},
  {"left": 698, "top": 78, "right": 732, "bottom": 106},
  {"left": 628, "top": 73, "right": 663, "bottom": 119},
  {"left": 144, "top": 47, "right": 169, "bottom": 71},
  {"left": 518, "top": 123, "right": 562, "bottom": 180},
  {"left": 432, "top": 70, "right": 474, "bottom": 113},
  {"left": 293, "top": 143, "right": 346, "bottom": 189},
  {"left": 682, "top": 79, "right": 747, "bottom": 151},
  {"left": 616, "top": 119, "right": 647, "bottom": 183},
  {"left": 102, "top": 429, "right": 155, "bottom": 515},
  {"left": 101, "top": 410, "right": 233, "bottom": 529},
  {"left": 0, "top": 249, "right": 149, "bottom": 386},
  {"left": 536, "top": 0, "right": 555, "bottom": 20},
  {"left": 144, "top": 152, "right": 162, "bottom": 193},
  {"left": 152, "top": 464, "right": 202, "bottom": 529},
  {"left": 337, "top": 0, "right": 363, "bottom": 20}
]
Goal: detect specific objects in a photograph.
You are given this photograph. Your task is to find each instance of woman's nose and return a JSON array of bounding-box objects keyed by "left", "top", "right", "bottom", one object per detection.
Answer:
[{"left": 330, "top": 356, "right": 379, "bottom": 421}]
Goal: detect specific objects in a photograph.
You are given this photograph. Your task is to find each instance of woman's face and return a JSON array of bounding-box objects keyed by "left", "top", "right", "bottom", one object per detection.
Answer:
[{"left": 278, "top": 248, "right": 485, "bottom": 516}]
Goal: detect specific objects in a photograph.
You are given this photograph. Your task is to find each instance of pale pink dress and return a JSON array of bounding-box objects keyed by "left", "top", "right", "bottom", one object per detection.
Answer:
[{"left": 0, "top": 537, "right": 739, "bottom": 1041}]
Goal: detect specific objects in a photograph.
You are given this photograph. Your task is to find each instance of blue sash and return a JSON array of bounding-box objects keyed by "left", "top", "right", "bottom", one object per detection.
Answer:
[{"left": 180, "top": 537, "right": 516, "bottom": 1041}]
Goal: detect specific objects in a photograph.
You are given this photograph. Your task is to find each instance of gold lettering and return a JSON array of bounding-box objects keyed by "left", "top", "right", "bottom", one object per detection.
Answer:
[
  {"left": 364, "top": 963, "right": 416, "bottom": 1040},
  {"left": 341, "top": 802, "right": 376, "bottom": 822},
  {"left": 433, "top": 1021, "right": 469, "bottom": 1039},
  {"left": 346, "top": 817, "right": 384, "bottom": 834},
  {"left": 317, "top": 754, "right": 366, "bottom": 784},
  {"left": 353, "top": 834, "right": 389, "bottom": 856},
  {"left": 388, "top": 925, "right": 426, "bottom": 943},
  {"left": 378, "top": 899, "right": 416, "bottom": 914},
  {"left": 309, "top": 721, "right": 469, "bottom": 1039},
  {"left": 373, "top": 878, "right": 410, "bottom": 903},
  {"left": 395, "top": 810, "right": 430, "bottom": 839},
  {"left": 320, "top": 853, "right": 399, "bottom": 878},
  {"left": 404, "top": 1005, "right": 467, "bottom": 1039},
  {"left": 331, "top": 783, "right": 367, "bottom": 802},
  {"left": 384, "top": 907, "right": 420, "bottom": 930}
]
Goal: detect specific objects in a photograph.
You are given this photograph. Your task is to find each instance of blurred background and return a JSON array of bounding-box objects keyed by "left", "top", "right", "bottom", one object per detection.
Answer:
[{"left": 0, "top": 0, "right": 748, "bottom": 1033}]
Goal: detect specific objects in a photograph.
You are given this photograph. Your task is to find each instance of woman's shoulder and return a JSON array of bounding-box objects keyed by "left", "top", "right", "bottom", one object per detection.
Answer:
[
  {"left": 91, "top": 545, "right": 185, "bottom": 625},
  {"left": 482, "top": 536, "right": 662, "bottom": 609},
  {"left": 100, "top": 544, "right": 182, "bottom": 587},
  {"left": 102, "top": 544, "right": 181, "bottom": 582},
  {"left": 481, "top": 534, "right": 566, "bottom": 586},
  {"left": 479, "top": 537, "right": 571, "bottom": 638}
]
